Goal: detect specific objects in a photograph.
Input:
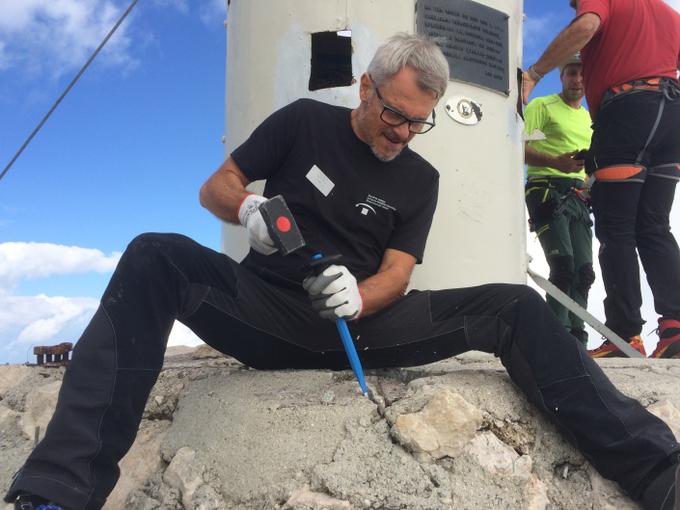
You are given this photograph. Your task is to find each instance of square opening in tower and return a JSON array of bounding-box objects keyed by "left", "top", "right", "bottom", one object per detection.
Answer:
[{"left": 309, "top": 31, "right": 353, "bottom": 91}]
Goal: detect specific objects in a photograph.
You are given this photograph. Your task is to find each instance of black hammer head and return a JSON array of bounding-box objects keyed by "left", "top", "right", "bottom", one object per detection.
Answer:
[{"left": 258, "top": 195, "right": 306, "bottom": 255}]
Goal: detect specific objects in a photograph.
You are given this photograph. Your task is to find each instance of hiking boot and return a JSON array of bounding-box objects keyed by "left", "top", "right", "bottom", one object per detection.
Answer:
[
  {"left": 650, "top": 318, "right": 680, "bottom": 359},
  {"left": 13, "top": 494, "right": 65, "bottom": 510},
  {"left": 588, "top": 335, "right": 647, "bottom": 358}
]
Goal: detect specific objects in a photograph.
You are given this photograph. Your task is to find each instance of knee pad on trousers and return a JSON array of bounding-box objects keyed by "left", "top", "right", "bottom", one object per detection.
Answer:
[
  {"left": 548, "top": 256, "right": 575, "bottom": 292},
  {"left": 577, "top": 263, "right": 596, "bottom": 296}
]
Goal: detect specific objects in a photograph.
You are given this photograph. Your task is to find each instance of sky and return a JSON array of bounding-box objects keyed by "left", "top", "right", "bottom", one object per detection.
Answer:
[{"left": 0, "top": 0, "right": 679, "bottom": 364}]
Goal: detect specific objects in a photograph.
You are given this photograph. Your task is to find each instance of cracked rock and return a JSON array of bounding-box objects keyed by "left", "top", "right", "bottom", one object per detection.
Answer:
[
  {"left": 163, "top": 447, "right": 205, "bottom": 509},
  {"left": 391, "top": 388, "right": 483, "bottom": 459}
]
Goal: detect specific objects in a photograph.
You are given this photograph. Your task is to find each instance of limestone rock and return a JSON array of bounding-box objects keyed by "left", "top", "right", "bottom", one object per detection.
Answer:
[
  {"left": 648, "top": 400, "right": 680, "bottom": 439},
  {"left": 465, "top": 431, "right": 533, "bottom": 479},
  {"left": 191, "top": 344, "right": 224, "bottom": 359},
  {"left": 391, "top": 388, "right": 483, "bottom": 459},
  {"left": 19, "top": 380, "right": 61, "bottom": 441},
  {"left": 144, "top": 379, "right": 183, "bottom": 420},
  {"left": 0, "top": 365, "right": 33, "bottom": 397},
  {"left": 104, "top": 420, "right": 170, "bottom": 510},
  {"left": 2, "top": 350, "right": 679, "bottom": 510},
  {"left": 525, "top": 475, "right": 550, "bottom": 510},
  {"left": 0, "top": 405, "right": 24, "bottom": 442},
  {"left": 163, "top": 447, "right": 205, "bottom": 509},
  {"left": 124, "top": 472, "right": 182, "bottom": 509},
  {"left": 284, "top": 485, "right": 351, "bottom": 510},
  {"left": 192, "top": 483, "right": 226, "bottom": 510}
]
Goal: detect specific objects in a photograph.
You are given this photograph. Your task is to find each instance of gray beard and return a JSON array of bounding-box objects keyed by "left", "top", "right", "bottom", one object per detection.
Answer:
[{"left": 370, "top": 142, "right": 403, "bottom": 162}]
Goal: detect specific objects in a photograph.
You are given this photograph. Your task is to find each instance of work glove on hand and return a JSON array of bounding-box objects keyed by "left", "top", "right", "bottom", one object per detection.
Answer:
[
  {"left": 237, "top": 194, "right": 277, "bottom": 255},
  {"left": 303, "top": 264, "right": 363, "bottom": 320}
]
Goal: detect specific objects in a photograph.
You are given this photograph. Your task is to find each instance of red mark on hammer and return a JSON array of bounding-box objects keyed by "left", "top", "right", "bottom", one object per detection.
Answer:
[{"left": 276, "top": 216, "right": 291, "bottom": 232}]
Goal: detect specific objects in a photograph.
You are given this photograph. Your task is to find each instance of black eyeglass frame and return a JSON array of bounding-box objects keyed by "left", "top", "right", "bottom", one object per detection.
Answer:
[{"left": 369, "top": 75, "right": 436, "bottom": 134}]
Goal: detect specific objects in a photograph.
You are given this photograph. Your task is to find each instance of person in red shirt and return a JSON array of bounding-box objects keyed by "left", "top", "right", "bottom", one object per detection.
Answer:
[
  {"left": 524, "top": 2, "right": 680, "bottom": 508},
  {"left": 524, "top": 0, "right": 680, "bottom": 362}
]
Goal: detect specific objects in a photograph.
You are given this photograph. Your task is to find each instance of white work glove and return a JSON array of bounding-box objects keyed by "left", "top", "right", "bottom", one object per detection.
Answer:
[
  {"left": 303, "top": 264, "right": 363, "bottom": 320},
  {"left": 237, "top": 194, "right": 277, "bottom": 255}
]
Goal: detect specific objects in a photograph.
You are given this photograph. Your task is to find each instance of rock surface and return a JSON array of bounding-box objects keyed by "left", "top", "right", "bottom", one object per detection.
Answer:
[{"left": 1, "top": 346, "right": 679, "bottom": 510}]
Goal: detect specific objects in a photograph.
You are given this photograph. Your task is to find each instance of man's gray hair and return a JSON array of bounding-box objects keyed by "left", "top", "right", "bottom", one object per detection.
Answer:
[{"left": 367, "top": 33, "right": 450, "bottom": 99}]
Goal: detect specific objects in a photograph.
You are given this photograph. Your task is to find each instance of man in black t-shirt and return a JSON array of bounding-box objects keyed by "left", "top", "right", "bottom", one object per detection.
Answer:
[
  {"left": 7, "top": 34, "right": 679, "bottom": 510},
  {"left": 230, "top": 97, "right": 439, "bottom": 287}
]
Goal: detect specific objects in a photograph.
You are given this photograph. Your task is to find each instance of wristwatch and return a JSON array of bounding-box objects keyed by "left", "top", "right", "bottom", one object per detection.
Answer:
[{"left": 527, "top": 65, "right": 544, "bottom": 81}]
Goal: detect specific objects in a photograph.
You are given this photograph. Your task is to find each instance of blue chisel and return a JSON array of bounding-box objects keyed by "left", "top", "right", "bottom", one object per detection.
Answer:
[
  {"left": 258, "top": 195, "right": 369, "bottom": 397},
  {"left": 310, "top": 253, "right": 369, "bottom": 397}
]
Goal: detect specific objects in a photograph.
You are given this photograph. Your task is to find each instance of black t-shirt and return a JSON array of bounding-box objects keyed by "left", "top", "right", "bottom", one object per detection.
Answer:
[{"left": 232, "top": 98, "right": 439, "bottom": 286}]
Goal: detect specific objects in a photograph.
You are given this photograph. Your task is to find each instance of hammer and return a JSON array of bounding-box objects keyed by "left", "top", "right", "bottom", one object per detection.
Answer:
[{"left": 258, "top": 195, "right": 369, "bottom": 396}]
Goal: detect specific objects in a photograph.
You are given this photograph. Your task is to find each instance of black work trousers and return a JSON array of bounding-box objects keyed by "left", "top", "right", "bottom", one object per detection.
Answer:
[
  {"left": 592, "top": 177, "right": 680, "bottom": 337},
  {"left": 5, "top": 233, "right": 679, "bottom": 509},
  {"left": 590, "top": 89, "right": 680, "bottom": 338}
]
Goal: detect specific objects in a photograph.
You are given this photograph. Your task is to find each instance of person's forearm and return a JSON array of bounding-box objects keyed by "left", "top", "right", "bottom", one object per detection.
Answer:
[
  {"left": 199, "top": 159, "right": 252, "bottom": 224},
  {"left": 358, "top": 272, "right": 408, "bottom": 317},
  {"left": 531, "top": 14, "right": 600, "bottom": 76},
  {"left": 525, "top": 145, "right": 558, "bottom": 169},
  {"left": 358, "top": 266, "right": 411, "bottom": 317}
]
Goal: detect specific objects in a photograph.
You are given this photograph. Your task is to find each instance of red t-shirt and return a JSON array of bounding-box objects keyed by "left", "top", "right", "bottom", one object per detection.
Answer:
[{"left": 577, "top": 0, "right": 680, "bottom": 117}]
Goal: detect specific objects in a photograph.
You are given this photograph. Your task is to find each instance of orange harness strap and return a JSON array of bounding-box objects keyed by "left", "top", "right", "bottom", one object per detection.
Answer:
[
  {"left": 610, "top": 77, "right": 663, "bottom": 95},
  {"left": 593, "top": 165, "right": 645, "bottom": 182}
]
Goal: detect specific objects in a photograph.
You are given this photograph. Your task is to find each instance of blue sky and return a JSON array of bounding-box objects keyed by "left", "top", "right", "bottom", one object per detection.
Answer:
[
  {"left": 0, "top": 0, "right": 678, "bottom": 364},
  {"left": 0, "top": 0, "right": 226, "bottom": 362}
]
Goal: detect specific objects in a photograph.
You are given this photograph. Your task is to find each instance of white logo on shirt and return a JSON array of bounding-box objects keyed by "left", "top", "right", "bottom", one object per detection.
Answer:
[
  {"left": 365, "top": 194, "right": 396, "bottom": 212},
  {"left": 355, "top": 203, "right": 377, "bottom": 216}
]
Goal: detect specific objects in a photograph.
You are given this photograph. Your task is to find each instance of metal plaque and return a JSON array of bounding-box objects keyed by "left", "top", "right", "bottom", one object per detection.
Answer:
[
  {"left": 445, "top": 96, "right": 483, "bottom": 125},
  {"left": 416, "top": 0, "right": 510, "bottom": 95}
]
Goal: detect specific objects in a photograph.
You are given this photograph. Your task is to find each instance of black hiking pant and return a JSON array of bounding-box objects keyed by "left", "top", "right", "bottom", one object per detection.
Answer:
[
  {"left": 5, "top": 233, "right": 679, "bottom": 509},
  {"left": 589, "top": 85, "right": 680, "bottom": 338}
]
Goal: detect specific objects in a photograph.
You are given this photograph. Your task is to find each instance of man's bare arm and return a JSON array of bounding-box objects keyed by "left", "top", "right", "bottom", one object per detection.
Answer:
[
  {"left": 199, "top": 158, "right": 252, "bottom": 224},
  {"left": 522, "top": 13, "right": 601, "bottom": 104},
  {"left": 358, "top": 248, "right": 417, "bottom": 317}
]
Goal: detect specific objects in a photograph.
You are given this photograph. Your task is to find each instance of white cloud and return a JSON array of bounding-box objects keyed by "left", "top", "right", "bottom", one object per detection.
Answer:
[
  {"left": 0, "top": 292, "right": 100, "bottom": 363},
  {"left": 0, "top": 0, "right": 138, "bottom": 79},
  {"left": 0, "top": 242, "right": 122, "bottom": 290},
  {"left": 0, "top": 0, "right": 226, "bottom": 82},
  {"left": 0, "top": 242, "right": 119, "bottom": 363},
  {"left": 0, "top": 293, "right": 98, "bottom": 342},
  {"left": 0, "top": 241, "right": 202, "bottom": 364}
]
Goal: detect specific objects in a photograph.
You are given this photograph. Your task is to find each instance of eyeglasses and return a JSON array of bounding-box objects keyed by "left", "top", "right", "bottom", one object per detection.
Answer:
[{"left": 370, "top": 76, "right": 436, "bottom": 134}]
